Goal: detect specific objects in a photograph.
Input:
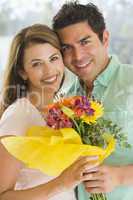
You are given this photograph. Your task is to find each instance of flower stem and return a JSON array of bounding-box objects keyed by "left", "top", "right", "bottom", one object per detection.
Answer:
[
  {"left": 90, "top": 193, "right": 107, "bottom": 200},
  {"left": 71, "top": 118, "right": 81, "bottom": 135}
]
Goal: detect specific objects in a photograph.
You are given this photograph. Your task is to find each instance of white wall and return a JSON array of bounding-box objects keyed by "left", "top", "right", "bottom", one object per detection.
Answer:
[{"left": 0, "top": 36, "right": 12, "bottom": 70}]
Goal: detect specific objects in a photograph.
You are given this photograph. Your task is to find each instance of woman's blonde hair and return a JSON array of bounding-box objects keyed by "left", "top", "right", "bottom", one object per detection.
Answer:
[{"left": 0, "top": 24, "right": 61, "bottom": 117}]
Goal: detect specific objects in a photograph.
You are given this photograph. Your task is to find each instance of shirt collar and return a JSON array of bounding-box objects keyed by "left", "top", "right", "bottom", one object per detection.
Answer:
[
  {"left": 94, "top": 55, "right": 120, "bottom": 87},
  {"left": 76, "top": 55, "right": 120, "bottom": 95}
]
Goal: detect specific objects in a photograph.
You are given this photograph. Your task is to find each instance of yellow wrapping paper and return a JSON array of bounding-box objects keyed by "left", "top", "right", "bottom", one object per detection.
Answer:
[{"left": 1, "top": 126, "right": 115, "bottom": 176}]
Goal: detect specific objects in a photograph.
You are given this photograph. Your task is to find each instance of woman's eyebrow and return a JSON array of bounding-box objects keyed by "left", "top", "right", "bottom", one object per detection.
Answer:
[
  {"left": 29, "top": 59, "right": 42, "bottom": 63},
  {"left": 29, "top": 53, "right": 59, "bottom": 63},
  {"left": 49, "top": 52, "right": 59, "bottom": 59}
]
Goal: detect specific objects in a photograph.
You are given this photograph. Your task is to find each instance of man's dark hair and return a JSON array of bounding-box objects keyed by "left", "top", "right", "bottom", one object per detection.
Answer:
[{"left": 53, "top": 1, "right": 106, "bottom": 42}]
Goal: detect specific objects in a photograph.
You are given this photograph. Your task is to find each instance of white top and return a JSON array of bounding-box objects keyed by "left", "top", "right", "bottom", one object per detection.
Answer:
[{"left": 0, "top": 98, "right": 76, "bottom": 200}]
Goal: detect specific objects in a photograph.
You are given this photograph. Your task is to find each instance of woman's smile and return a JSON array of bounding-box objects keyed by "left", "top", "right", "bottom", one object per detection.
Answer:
[{"left": 41, "top": 74, "right": 58, "bottom": 84}]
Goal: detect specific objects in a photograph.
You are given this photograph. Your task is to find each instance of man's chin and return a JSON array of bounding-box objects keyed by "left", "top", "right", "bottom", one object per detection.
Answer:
[
  {"left": 75, "top": 63, "right": 93, "bottom": 74},
  {"left": 77, "top": 70, "right": 91, "bottom": 79}
]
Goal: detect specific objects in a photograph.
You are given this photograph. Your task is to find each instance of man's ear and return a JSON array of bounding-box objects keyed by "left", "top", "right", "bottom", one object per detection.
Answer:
[
  {"left": 102, "top": 30, "right": 109, "bottom": 48},
  {"left": 18, "top": 70, "right": 28, "bottom": 81}
]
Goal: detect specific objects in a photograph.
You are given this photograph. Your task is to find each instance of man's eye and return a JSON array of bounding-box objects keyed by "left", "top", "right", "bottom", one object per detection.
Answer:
[
  {"left": 61, "top": 45, "right": 71, "bottom": 52},
  {"left": 81, "top": 40, "right": 91, "bottom": 45}
]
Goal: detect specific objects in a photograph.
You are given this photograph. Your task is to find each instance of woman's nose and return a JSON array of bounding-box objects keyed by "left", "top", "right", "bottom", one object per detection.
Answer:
[{"left": 43, "top": 62, "right": 53, "bottom": 74}]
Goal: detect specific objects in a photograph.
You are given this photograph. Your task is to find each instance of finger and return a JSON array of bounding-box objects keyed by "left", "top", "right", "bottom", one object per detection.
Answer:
[
  {"left": 81, "top": 172, "right": 93, "bottom": 182},
  {"left": 79, "top": 164, "right": 100, "bottom": 182},
  {"left": 79, "top": 160, "right": 100, "bottom": 174},
  {"left": 77, "top": 156, "right": 99, "bottom": 163},
  {"left": 83, "top": 166, "right": 99, "bottom": 174},
  {"left": 84, "top": 171, "right": 104, "bottom": 181},
  {"left": 74, "top": 156, "right": 99, "bottom": 171},
  {"left": 84, "top": 180, "right": 103, "bottom": 188},
  {"left": 85, "top": 186, "right": 104, "bottom": 194}
]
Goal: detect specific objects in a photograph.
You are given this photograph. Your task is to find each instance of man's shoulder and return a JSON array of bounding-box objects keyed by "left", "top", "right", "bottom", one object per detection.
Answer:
[
  {"left": 112, "top": 61, "right": 133, "bottom": 94},
  {"left": 66, "top": 77, "right": 84, "bottom": 96},
  {"left": 118, "top": 62, "right": 133, "bottom": 82},
  {"left": 66, "top": 76, "right": 79, "bottom": 96},
  {"left": 110, "top": 55, "right": 133, "bottom": 84}
]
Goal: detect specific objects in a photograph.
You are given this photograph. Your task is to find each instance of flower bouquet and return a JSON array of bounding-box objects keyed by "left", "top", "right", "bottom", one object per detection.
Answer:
[{"left": 1, "top": 96, "right": 130, "bottom": 200}]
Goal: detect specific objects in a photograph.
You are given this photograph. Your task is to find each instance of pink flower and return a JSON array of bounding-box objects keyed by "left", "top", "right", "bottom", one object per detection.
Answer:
[{"left": 46, "top": 107, "right": 73, "bottom": 129}]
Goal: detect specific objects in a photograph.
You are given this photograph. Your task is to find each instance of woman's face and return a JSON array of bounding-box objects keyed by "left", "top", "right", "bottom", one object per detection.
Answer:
[{"left": 22, "top": 43, "right": 64, "bottom": 96}]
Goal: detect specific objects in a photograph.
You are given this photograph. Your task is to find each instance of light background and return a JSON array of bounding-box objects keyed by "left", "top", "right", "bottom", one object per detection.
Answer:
[{"left": 0, "top": 0, "right": 133, "bottom": 88}]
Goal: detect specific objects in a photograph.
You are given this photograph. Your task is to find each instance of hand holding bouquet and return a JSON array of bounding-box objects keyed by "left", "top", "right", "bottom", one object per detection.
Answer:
[{"left": 1, "top": 96, "right": 130, "bottom": 200}]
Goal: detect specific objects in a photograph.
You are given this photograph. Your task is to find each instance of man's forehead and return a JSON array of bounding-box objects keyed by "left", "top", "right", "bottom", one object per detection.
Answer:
[{"left": 57, "top": 22, "right": 94, "bottom": 44}]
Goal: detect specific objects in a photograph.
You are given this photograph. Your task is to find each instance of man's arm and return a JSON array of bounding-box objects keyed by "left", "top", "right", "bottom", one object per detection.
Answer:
[{"left": 84, "top": 164, "right": 133, "bottom": 193}]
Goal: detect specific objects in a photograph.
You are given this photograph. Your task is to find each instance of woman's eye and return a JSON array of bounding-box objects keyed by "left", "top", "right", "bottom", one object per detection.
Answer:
[
  {"left": 50, "top": 56, "right": 59, "bottom": 62},
  {"left": 32, "top": 61, "right": 43, "bottom": 67}
]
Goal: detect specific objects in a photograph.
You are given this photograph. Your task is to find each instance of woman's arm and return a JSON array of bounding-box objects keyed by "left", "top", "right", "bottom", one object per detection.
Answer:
[
  {"left": 0, "top": 142, "right": 99, "bottom": 200},
  {"left": 0, "top": 142, "right": 23, "bottom": 195}
]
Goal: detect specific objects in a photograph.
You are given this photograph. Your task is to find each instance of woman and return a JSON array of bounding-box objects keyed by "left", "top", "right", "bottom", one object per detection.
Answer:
[{"left": 0, "top": 24, "right": 98, "bottom": 200}]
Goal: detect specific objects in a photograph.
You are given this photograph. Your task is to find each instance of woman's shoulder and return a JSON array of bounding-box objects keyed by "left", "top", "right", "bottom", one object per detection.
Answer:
[
  {"left": 1, "top": 98, "right": 33, "bottom": 119},
  {"left": 0, "top": 98, "right": 45, "bottom": 136}
]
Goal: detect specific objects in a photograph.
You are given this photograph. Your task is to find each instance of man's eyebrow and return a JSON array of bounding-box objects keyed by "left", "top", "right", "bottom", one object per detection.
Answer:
[
  {"left": 78, "top": 35, "right": 91, "bottom": 43},
  {"left": 61, "top": 35, "right": 91, "bottom": 47},
  {"left": 61, "top": 43, "right": 70, "bottom": 47}
]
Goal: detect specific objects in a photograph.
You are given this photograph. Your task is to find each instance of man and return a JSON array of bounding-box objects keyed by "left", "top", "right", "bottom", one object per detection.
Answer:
[{"left": 53, "top": 1, "right": 133, "bottom": 200}]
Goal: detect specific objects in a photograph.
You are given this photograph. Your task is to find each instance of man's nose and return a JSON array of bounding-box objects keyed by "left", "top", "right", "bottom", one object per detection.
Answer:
[{"left": 72, "top": 47, "right": 84, "bottom": 62}]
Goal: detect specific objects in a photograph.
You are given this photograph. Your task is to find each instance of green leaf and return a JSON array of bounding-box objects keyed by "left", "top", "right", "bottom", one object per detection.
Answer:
[
  {"left": 61, "top": 106, "right": 75, "bottom": 119},
  {"left": 102, "top": 132, "right": 114, "bottom": 143}
]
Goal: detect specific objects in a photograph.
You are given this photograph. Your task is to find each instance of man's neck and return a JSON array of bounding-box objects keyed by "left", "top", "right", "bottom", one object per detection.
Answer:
[
  {"left": 85, "top": 81, "right": 94, "bottom": 98},
  {"left": 80, "top": 79, "right": 94, "bottom": 97},
  {"left": 82, "top": 56, "right": 111, "bottom": 96}
]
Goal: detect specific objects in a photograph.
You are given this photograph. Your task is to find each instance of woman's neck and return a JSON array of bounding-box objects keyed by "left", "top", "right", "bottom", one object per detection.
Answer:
[{"left": 27, "top": 90, "right": 55, "bottom": 112}]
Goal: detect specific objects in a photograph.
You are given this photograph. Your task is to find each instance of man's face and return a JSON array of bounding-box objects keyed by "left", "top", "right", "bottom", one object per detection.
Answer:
[{"left": 57, "top": 21, "right": 109, "bottom": 83}]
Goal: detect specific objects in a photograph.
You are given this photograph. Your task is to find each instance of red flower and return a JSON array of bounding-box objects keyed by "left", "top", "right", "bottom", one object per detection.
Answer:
[{"left": 46, "top": 107, "right": 73, "bottom": 129}]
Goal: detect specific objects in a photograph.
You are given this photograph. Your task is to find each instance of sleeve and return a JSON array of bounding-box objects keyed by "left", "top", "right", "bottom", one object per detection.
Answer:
[{"left": 0, "top": 100, "right": 38, "bottom": 137}]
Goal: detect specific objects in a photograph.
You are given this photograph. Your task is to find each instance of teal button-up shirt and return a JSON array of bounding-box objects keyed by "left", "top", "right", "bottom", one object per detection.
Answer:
[{"left": 67, "top": 55, "right": 133, "bottom": 200}]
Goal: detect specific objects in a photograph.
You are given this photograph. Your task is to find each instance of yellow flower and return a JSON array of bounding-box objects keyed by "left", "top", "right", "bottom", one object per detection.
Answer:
[{"left": 82, "top": 100, "right": 104, "bottom": 123}]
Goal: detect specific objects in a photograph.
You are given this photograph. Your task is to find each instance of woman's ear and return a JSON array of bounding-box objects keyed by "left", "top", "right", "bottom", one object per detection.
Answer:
[{"left": 18, "top": 70, "right": 28, "bottom": 81}]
